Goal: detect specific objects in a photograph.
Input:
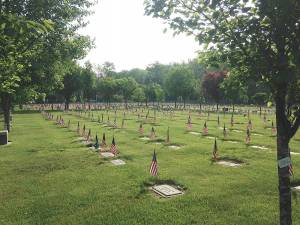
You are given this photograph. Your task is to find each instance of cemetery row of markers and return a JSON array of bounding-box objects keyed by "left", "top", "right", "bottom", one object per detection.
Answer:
[{"left": 40, "top": 107, "right": 298, "bottom": 197}]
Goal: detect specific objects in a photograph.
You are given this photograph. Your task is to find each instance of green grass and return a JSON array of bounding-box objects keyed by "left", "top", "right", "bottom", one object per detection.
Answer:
[{"left": 0, "top": 109, "right": 300, "bottom": 225}]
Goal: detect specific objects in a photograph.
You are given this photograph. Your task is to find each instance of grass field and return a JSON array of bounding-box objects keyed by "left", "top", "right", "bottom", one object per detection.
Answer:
[{"left": 1, "top": 109, "right": 300, "bottom": 225}]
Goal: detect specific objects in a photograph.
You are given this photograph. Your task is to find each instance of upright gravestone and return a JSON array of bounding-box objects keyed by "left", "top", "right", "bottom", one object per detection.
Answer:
[{"left": 0, "top": 130, "right": 8, "bottom": 145}]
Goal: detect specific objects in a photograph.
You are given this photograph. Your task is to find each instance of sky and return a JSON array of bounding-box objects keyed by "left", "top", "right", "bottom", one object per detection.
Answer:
[{"left": 79, "top": 0, "right": 200, "bottom": 72}]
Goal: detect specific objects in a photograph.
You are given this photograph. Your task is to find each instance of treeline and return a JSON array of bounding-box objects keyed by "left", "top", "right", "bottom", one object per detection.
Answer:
[
  {"left": 48, "top": 60, "right": 271, "bottom": 109},
  {"left": 0, "top": 0, "right": 96, "bottom": 131}
]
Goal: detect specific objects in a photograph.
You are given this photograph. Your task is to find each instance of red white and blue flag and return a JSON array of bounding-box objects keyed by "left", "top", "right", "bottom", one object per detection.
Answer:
[{"left": 150, "top": 150, "right": 158, "bottom": 176}]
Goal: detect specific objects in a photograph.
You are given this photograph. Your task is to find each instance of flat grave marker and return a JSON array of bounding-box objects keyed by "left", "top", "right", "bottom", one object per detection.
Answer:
[
  {"left": 152, "top": 185, "right": 183, "bottom": 198},
  {"left": 100, "top": 152, "right": 115, "bottom": 158},
  {"left": 216, "top": 160, "right": 242, "bottom": 167},
  {"left": 224, "top": 140, "right": 238, "bottom": 144},
  {"left": 290, "top": 152, "right": 300, "bottom": 155},
  {"left": 140, "top": 137, "right": 150, "bottom": 141},
  {"left": 250, "top": 145, "right": 269, "bottom": 150},
  {"left": 293, "top": 186, "right": 300, "bottom": 192},
  {"left": 232, "top": 130, "right": 243, "bottom": 133},
  {"left": 189, "top": 132, "right": 201, "bottom": 135},
  {"left": 111, "top": 159, "right": 126, "bottom": 166},
  {"left": 168, "top": 145, "right": 181, "bottom": 150},
  {"left": 205, "top": 136, "right": 215, "bottom": 140}
]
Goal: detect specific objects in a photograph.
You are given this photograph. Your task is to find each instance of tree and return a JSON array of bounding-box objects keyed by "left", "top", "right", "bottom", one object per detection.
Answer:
[
  {"left": 99, "top": 61, "right": 116, "bottom": 77},
  {"left": 0, "top": 0, "right": 95, "bottom": 131},
  {"left": 81, "top": 62, "right": 96, "bottom": 102},
  {"left": 144, "top": 83, "right": 164, "bottom": 106},
  {"left": 96, "top": 78, "right": 117, "bottom": 104},
  {"left": 0, "top": 13, "right": 53, "bottom": 131},
  {"left": 116, "top": 78, "right": 138, "bottom": 107},
  {"left": 220, "top": 73, "right": 248, "bottom": 111},
  {"left": 165, "top": 65, "right": 195, "bottom": 108},
  {"left": 61, "top": 65, "right": 83, "bottom": 110},
  {"left": 145, "top": 1, "right": 300, "bottom": 224},
  {"left": 201, "top": 71, "right": 226, "bottom": 110},
  {"left": 132, "top": 87, "right": 146, "bottom": 103}
]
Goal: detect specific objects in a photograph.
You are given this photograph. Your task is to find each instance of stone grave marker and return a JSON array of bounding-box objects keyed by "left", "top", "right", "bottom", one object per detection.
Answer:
[
  {"left": 293, "top": 186, "right": 300, "bottom": 191},
  {"left": 189, "top": 132, "right": 201, "bottom": 135},
  {"left": 140, "top": 137, "right": 150, "bottom": 141},
  {"left": 250, "top": 145, "right": 269, "bottom": 150},
  {"left": 100, "top": 152, "right": 114, "bottom": 158},
  {"left": 290, "top": 152, "right": 300, "bottom": 155},
  {"left": 152, "top": 184, "right": 183, "bottom": 198},
  {"left": 111, "top": 159, "right": 126, "bottom": 166},
  {"left": 216, "top": 160, "right": 241, "bottom": 167},
  {"left": 0, "top": 130, "right": 8, "bottom": 145},
  {"left": 168, "top": 145, "right": 181, "bottom": 150}
]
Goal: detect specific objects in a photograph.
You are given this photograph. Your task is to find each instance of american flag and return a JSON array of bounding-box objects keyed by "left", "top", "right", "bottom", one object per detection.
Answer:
[
  {"left": 288, "top": 149, "right": 294, "bottom": 177},
  {"left": 187, "top": 115, "right": 192, "bottom": 130},
  {"left": 101, "top": 133, "right": 106, "bottom": 147},
  {"left": 121, "top": 119, "right": 125, "bottom": 128},
  {"left": 202, "top": 121, "right": 208, "bottom": 135},
  {"left": 113, "top": 118, "right": 117, "bottom": 128},
  {"left": 149, "top": 150, "right": 158, "bottom": 176},
  {"left": 77, "top": 122, "right": 80, "bottom": 134},
  {"left": 82, "top": 124, "right": 86, "bottom": 137},
  {"left": 271, "top": 121, "right": 277, "bottom": 135},
  {"left": 212, "top": 138, "right": 218, "bottom": 160},
  {"left": 110, "top": 137, "right": 118, "bottom": 155},
  {"left": 223, "top": 124, "right": 227, "bottom": 138},
  {"left": 247, "top": 120, "right": 252, "bottom": 130},
  {"left": 86, "top": 129, "right": 91, "bottom": 142},
  {"left": 246, "top": 128, "right": 251, "bottom": 144},
  {"left": 61, "top": 118, "right": 65, "bottom": 126},
  {"left": 166, "top": 126, "right": 170, "bottom": 143},
  {"left": 150, "top": 127, "right": 156, "bottom": 139},
  {"left": 139, "top": 123, "right": 144, "bottom": 136},
  {"left": 94, "top": 134, "right": 99, "bottom": 149},
  {"left": 107, "top": 115, "right": 110, "bottom": 125}
]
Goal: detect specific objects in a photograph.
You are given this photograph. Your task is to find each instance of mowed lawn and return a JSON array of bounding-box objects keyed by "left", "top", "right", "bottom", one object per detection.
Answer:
[{"left": 0, "top": 109, "right": 300, "bottom": 225}]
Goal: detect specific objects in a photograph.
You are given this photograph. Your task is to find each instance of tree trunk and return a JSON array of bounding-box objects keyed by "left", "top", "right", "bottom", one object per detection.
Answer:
[
  {"left": 259, "top": 106, "right": 262, "bottom": 116},
  {"left": 1, "top": 94, "right": 11, "bottom": 132},
  {"left": 232, "top": 104, "right": 235, "bottom": 113},
  {"left": 65, "top": 98, "right": 70, "bottom": 110},
  {"left": 216, "top": 103, "right": 219, "bottom": 111},
  {"left": 183, "top": 100, "right": 186, "bottom": 109},
  {"left": 175, "top": 101, "right": 177, "bottom": 109},
  {"left": 275, "top": 94, "right": 292, "bottom": 225}
]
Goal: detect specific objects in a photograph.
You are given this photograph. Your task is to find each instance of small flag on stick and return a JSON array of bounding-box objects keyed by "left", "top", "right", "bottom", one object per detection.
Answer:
[
  {"left": 101, "top": 133, "right": 107, "bottom": 148},
  {"left": 223, "top": 124, "right": 227, "bottom": 138},
  {"left": 150, "top": 127, "right": 156, "bottom": 139},
  {"left": 202, "top": 121, "right": 208, "bottom": 135},
  {"left": 82, "top": 124, "right": 86, "bottom": 137},
  {"left": 149, "top": 150, "right": 158, "bottom": 176},
  {"left": 212, "top": 138, "right": 218, "bottom": 161},
  {"left": 94, "top": 134, "right": 99, "bottom": 149},
  {"left": 187, "top": 115, "right": 192, "bottom": 130},
  {"left": 245, "top": 128, "right": 251, "bottom": 144},
  {"left": 139, "top": 123, "right": 144, "bottom": 136},
  {"left": 271, "top": 121, "right": 277, "bottom": 135},
  {"left": 166, "top": 126, "right": 170, "bottom": 143},
  {"left": 110, "top": 137, "right": 118, "bottom": 156}
]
